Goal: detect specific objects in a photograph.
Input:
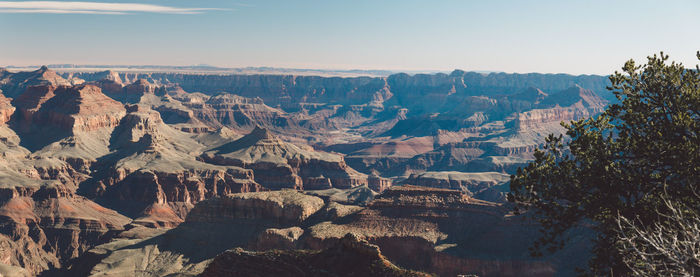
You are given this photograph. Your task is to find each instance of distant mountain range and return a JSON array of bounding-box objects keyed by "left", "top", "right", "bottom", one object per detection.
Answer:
[
  {"left": 4, "top": 64, "right": 411, "bottom": 77},
  {"left": 4, "top": 64, "right": 592, "bottom": 78}
]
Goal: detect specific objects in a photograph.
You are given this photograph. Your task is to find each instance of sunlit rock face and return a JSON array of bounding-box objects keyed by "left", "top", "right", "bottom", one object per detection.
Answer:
[{"left": 201, "top": 126, "right": 369, "bottom": 190}]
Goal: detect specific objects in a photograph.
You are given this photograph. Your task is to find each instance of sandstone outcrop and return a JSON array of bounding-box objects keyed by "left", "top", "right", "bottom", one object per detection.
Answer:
[
  {"left": 86, "top": 105, "right": 262, "bottom": 227},
  {"left": 402, "top": 171, "right": 510, "bottom": 197},
  {"left": 250, "top": 226, "right": 304, "bottom": 250},
  {"left": 185, "top": 190, "right": 325, "bottom": 224},
  {"left": 89, "top": 70, "right": 124, "bottom": 96},
  {"left": 0, "top": 183, "right": 130, "bottom": 275},
  {"left": 202, "top": 127, "right": 369, "bottom": 190},
  {"left": 0, "top": 94, "right": 14, "bottom": 125},
  {"left": 516, "top": 86, "right": 606, "bottom": 130},
  {"left": 78, "top": 186, "right": 589, "bottom": 277},
  {"left": 13, "top": 84, "right": 125, "bottom": 133},
  {"left": 62, "top": 70, "right": 609, "bottom": 183},
  {"left": 11, "top": 84, "right": 126, "bottom": 167},
  {"left": 0, "top": 66, "right": 71, "bottom": 98},
  {"left": 335, "top": 85, "right": 608, "bottom": 177}
]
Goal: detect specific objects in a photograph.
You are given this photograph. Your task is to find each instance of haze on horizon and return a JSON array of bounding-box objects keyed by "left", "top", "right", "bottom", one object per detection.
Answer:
[{"left": 1, "top": 0, "right": 698, "bottom": 75}]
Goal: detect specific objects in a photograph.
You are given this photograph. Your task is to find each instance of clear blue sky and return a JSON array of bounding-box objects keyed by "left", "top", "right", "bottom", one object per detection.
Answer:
[{"left": 1, "top": 0, "right": 698, "bottom": 74}]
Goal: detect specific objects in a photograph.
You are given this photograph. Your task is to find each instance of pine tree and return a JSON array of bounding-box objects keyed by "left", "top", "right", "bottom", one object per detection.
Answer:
[{"left": 508, "top": 52, "right": 700, "bottom": 275}]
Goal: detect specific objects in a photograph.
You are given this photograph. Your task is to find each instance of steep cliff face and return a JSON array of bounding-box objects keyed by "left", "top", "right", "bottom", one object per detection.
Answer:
[
  {"left": 67, "top": 72, "right": 394, "bottom": 107},
  {"left": 87, "top": 70, "right": 124, "bottom": 97},
  {"left": 0, "top": 94, "right": 14, "bottom": 125},
  {"left": 456, "top": 70, "right": 612, "bottom": 100},
  {"left": 153, "top": 74, "right": 393, "bottom": 108},
  {"left": 337, "top": 85, "right": 608, "bottom": 177},
  {"left": 11, "top": 84, "right": 126, "bottom": 156},
  {"left": 306, "top": 186, "right": 590, "bottom": 277},
  {"left": 0, "top": 183, "right": 130, "bottom": 275},
  {"left": 75, "top": 186, "right": 590, "bottom": 277},
  {"left": 86, "top": 105, "right": 262, "bottom": 227},
  {"left": 65, "top": 70, "right": 614, "bottom": 112},
  {"left": 31, "top": 85, "right": 125, "bottom": 132},
  {"left": 385, "top": 73, "right": 465, "bottom": 114},
  {"left": 515, "top": 85, "right": 606, "bottom": 130},
  {"left": 185, "top": 190, "right": 325, "bottom": 224},
  {"left": 0, "top": 115, "right": 124, "bottom": 275},
  {"left": 185, "top": 94, "right": 299, "bottom": 132},
  {"left": 0, "top": 67, "right": 71, "bottom": 98},
  {"left": 202, "top": 127, "right": 369, "bottom": 190},
  {"left": 402, "top": 171, "right": 510, "bottom": 196},
  {"left": 87, "top": 76, "right": 303, "bottom": 134},
  {"left": 66, "top": 70, "right": 611, "bottom": 106},
  {"left": 515, "top": 104, "right": 592, "bottom": 129},
  {"left": 69, "top": 190, "right": 327, "bottom": 276},
  {"left": 201, "top": 233, "right": 430, "bottom": 277}
]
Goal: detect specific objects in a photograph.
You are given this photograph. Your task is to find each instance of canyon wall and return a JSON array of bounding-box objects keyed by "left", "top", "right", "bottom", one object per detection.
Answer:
[{"left": 0, "top": 66, "right": 608, "bottom": 276}]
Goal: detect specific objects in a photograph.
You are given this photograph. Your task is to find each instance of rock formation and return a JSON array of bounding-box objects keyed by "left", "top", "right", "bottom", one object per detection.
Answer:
[
  {"left": 74, "top": 187, "right": 591, "bottom": 277},
  {"left": 0, "top": 66, "right": 71, "bottom": 98},
  {"left": 0, "top": 94, "right": 14, "bottom": 125},
  {"left": 202, "top": 126, "right": 369, "bottom": 190},
  {"left": 67, "top": 70, "right": 612, "bottom": 105},
  {"left": 13, "top": 84, "right": 125, "bottom": 133},
  {"left": 86, "top": 105, "right": 262, "bottom": 227},
  {"left": 11, "top": 84, "right": 126, "bottom": 168},
  {"left": 402, "top": 171, "right": 510, "bottom": 196},
  {"left": 0, "top": 67, "right": 611, "bottom": 275},
  {"left": 65, "top": 190, "right": 327, "bottom": 276},
  {"left": 306, "top": 186, "right": 590, "bottom": 276},
  {"left": 201, "top": 233, "right": 430, "bottom": 277},
  {"left": 0, "top": 186, "right": 130, "bottom": 274}
]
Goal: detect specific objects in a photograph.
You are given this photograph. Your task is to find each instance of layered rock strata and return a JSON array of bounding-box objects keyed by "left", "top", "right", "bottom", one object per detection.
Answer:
[
  {"left": 202, "top": 127, "right": 369, "bottom": 190},
  {"left": 87, "top": 105, "right": 262, "bottom": 227},
  {"left": 402, "top": 171, "right": 509, "bottom": 195},
  {"left": 201, "top": 233, "right": 430, "bottom": 277}
]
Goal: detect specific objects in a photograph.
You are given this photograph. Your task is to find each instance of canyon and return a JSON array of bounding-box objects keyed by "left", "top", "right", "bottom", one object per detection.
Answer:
[{"left": 0, "top": 66, "right": 608, "bottom": 276}]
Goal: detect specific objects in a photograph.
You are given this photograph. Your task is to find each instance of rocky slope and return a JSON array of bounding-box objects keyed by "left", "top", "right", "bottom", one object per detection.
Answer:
[
  {"left": 64, "top": 190, "right": 328, "bottom": 276},
  {"left": 306, "top": 186, "right": 591, "bottom": 276},
  {"left": 0, "top": 124, "right": 129, "bottom": 275},
  {"left": 85, "top": 105, "right": 262, "bottom": 227},
  {"left": 401, "top": 171, "right": 509, "bottom": 196},
  {"left": 202, "top": 126, "right": 369, "bottom": 190},
  {"left": 0, "top": 94, "right": 14, "bottom": 125},
  {"left": 201, "top": 233, "right": 430, "bottom": 277},
  {"left": 0, "top": 185, "right": 130, "bottom": 275},
  {"left": 71, "top": 68, "right": 608, "bottom": 179},
  {"left": 11, "top": 84, "right": 126, "bottom": 167},
  {"left": 0, "top": 66, "right": 72, "bottom": 98},
  {"left": 74, "top": 187, "right": 590, "bottom": 277}
]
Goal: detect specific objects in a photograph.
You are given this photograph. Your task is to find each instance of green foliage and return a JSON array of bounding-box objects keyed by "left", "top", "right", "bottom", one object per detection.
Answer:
[{"left": 508, "top": 52, "right": 700, "bottom": 275}]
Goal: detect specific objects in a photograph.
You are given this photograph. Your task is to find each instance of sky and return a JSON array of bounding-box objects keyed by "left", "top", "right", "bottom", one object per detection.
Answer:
[{"left": 1, "top": 0, "right": 699, "bottom": 75}]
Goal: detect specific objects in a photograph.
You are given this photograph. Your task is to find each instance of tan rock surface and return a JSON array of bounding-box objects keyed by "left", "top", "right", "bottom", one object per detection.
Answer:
[
  {"left": 402, "top": 171, "right": 510, "bottom": 196},
  {"left": 87, "top": 105, "right": 262, "bottom": 226},
  {"left": 186, "top": 190, "right": 325, "bottom": 224},
  {"left": 202, "top": 126, "right": 369, "bottom": 190}
]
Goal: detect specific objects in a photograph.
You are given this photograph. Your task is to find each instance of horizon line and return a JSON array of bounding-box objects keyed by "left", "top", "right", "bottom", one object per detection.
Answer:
[{"left": 2, "top": 64, "right": 614, "bottom": 77}]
